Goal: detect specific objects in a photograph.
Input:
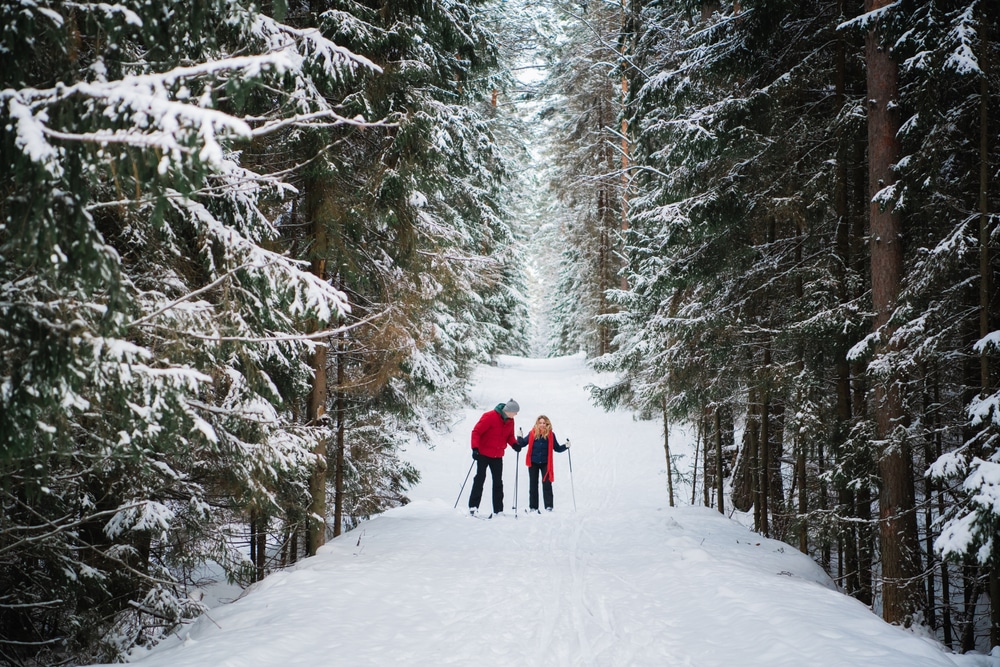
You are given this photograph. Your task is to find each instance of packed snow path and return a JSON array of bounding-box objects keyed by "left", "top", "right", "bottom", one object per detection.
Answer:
[{"left": 120, "top": 355, "right": 996, "bottom": 667}]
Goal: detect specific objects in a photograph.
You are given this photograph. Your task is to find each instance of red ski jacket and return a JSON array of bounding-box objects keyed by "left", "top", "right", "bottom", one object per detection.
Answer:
[{"left": 470, "top": 405, "right": 516, "bottom": 458}]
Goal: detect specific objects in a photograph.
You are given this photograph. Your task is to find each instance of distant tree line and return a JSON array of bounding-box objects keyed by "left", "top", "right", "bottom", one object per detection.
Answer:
[
  {"left": 0, "top": 0, "right": 526, "bottom": 663},
  {"left": 548, "top": 0, "right": 1000, "bottom": 653}
]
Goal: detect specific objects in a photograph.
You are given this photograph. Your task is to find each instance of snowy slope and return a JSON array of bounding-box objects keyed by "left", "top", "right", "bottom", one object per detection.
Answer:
[{"left": 116, "top": 354, "right": 998, "bottom": 667}]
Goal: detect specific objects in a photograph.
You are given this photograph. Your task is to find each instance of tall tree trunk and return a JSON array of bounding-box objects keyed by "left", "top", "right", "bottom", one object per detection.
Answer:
[
  {"left": 255, "top": 517, "right": 267, "bottom": 581},
  {"left": 865, "top": 0, "right": 921, "bottom": 624},
  {"left": 664, "top": 396, "right": 675, "bottom": 507},
  {"left": 306, "top": 180, "right": 329, "bottom": 557},
  {"left": 922, "top": 376, "right": 937, "bottom": 630},
  {"left": 619, "top": 0, "right": 631, "bottom": 292},
  {"left": 280, "top": 520, "right": 291, "bottom": 568},
  {"left": 715, "top": 407, "right": 725, "bottom": 514},
  {"left": 796, "top": 435, "right": 807, "bottom": 554},
  {"left": 692, "top": 418, "right": 701, "bottom": 506},
  {"left": 703, "top": 412, "right": 712, "bottom": 508},
  {"left": 760, "top": 345, "right": 771, "bottom": 537},
  {"left": 249, "top": 515, "right": 257, "bottom": 581},
  {"left": 333, "top": 327, "right": 346, "bottom": 537},
  {"left": 976, "top": 5, "right": 998, "bottom": 647},
  {"left": 749, "top": 394, "right": 762, "bottom": 531},
  {"left": 770, "top": 401, "right": 786, "bottom": 540},
  {"left": 596, "top": 97, "right": 614, "bottom": 357},
  {"left": 818, "top": 439, "right": 831, "bottom": 574},
  {"left": 933, "top": 371, "right": 953, "bottom": 647},
  {"left": 961, "top": 558, "right": 982, "bottom": 652},
  {"left": 979, "top": 4, "right": 992, "bottom": 398},
  {"left": 834, "top": 0, "right": 858, "bottom": 591}
]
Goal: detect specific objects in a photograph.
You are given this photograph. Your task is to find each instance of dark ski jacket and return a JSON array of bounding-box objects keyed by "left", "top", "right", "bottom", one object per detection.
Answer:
[
  {"left": 515, "top": 430, "right": 567, "bottom": 481},
  {"left": 471, "top": 404, "right": 517, "bottom": 458}
]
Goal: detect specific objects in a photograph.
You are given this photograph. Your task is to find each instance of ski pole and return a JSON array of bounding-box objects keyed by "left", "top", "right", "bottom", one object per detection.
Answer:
[
  {"left": 514, "top": 427, "right": 523, "bottom": 518},
  {"left": 454, "top": 459, "right": 475, "bottom": 509},
  {"left": 567, "top": 439, "right": 576, "bottom": 511}
]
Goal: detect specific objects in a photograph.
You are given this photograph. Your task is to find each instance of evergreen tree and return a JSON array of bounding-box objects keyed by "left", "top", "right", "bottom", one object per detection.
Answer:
[
  {"left": 545, "top": 0, "right": 630, "bottom": 357},
  {"left": 280, "top": 0, "right": 527, "bottom": 543},
  {"left": 0, "top": 1, "right": 372, "bottom": 661}
]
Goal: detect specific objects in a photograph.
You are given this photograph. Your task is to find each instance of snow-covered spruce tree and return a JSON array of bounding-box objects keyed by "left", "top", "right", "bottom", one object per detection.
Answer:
[
  {"left": 594, "top": 0, "right": 928, "bottom": 616},
  {"left": 544, "top": 0, "right": 630, "bottom": 357},
  {"left": 0, "top": 1, "right": 374, "bottom": 662},
  {"left": 260, "top": 0, "right": 526, "bottom": 546},
  {"left": 600, "top": 0, "right": 1000, "bottom": 644},
  {"left": 891, "top": 0, "right": 1000, "bottom": 648}
]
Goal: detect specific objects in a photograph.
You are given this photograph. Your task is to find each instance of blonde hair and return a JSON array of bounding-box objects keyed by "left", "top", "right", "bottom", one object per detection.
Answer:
[{"left": 534, "top": 415, "right": 552, "bottom": 435}]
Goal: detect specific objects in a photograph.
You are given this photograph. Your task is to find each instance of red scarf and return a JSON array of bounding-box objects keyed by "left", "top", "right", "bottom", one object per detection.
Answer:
[{"left": 525, "top": 428, "right": 556, "bottom": 482}]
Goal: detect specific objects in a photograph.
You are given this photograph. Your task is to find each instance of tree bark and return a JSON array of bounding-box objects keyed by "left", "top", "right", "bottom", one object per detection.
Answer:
[
  {"left": 979, "top": 0, "right": 991, "bottom": 396},
  {"left": 691, "top": 418, "right": 701, "bottom": 506},
  {"left": 749, "top": 394, "right": 762, "bottom": 531},
  {"left": 333, "top": 327, "right": 346, "bottom": 538},
  {"left": 703, "top": 412, "right": 712, "bottom": 508},
  {"left": 663, "top": 396, "right": 675, "bottom": 507},
  {"left": 930, "top": 370, "right": 953, "bottom": 646},
  {"left": 306, "top": 179, "right": 329, "bottom": 557},
  {"left": 865, "top": 0, "right": 922, "bottom": 624},
  {"left": 760, "top": 345, "right": 771, "bottom": 537},
  {"left": 834, "top": 0, "right": 858, "bottom": 591},
  {"left": 979, "top": 4, "right": 998, "bottom": 647},
  {"left": 715, "top": 407, "right": 725, "bottom": 515}
]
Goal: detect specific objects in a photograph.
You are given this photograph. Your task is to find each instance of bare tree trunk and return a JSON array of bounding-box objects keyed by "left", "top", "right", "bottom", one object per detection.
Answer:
[
  {"left": 961, "top": 558, "right": 982, "bottom": 652},
  {"left": 760, "top": 346, "right": 771, "bottom": 537},
  {"left": 922, "top": 377, "right": 937, "bottom": 630},
  {"left": 715, "top": 408, "right": 725, "bottom": 514},
  {"left": 932, "top": 370, "right": 953, "bottom": 647},
  {"left": 280, "top": 520, "right": 290, "bottom": 568},
  {"left": 770, "top": 401, "right": 786, "bottom": 540},
  {"left": 818, "top": 439, "right": 831, "bottom": 574},
  {"left": 619, "top": 0, "right": 631, "bottom": 292},
  {"left": 663, "top": 396, "right": 675, "bottom": 507},
  {"left": 249, "top": 515, "right": 257, "bottom": 581},
  {"left": 749, "top": 393, "right": 762, "bottom": 531},
  {"left": 865, "top": 0, "right": 921, "bottom": 624},
  {"left": 692, "top": 418, "right": 701, "bottom": 506},
  {"left": 703, "top": 412, "right": 711, "bottom": 508},
  {"left": 796, "top": 436, "right": 807, "bottom": 554},
  {"left": 833, "top": 4, "right": 854, "bottom": 578},
  {"left": 333, "top": 327, "right": 346, "bottom": 538},
  {"left": 306, "top": 180, "right": 329, "bottom": 557},
  {"left": 976, "top": 5, "right": 998, "bottom": 648},
  {"left": 255, "top": 518, "right": 267, "bottom": 581}
]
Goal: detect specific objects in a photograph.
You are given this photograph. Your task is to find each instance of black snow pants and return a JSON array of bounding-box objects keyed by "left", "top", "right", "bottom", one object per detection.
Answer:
[
  {"left": 528, "top": 462, "right": 553, "bottom": 511},
  {"left": 469, "top": 455, "right": 504, "bottom": 514}
]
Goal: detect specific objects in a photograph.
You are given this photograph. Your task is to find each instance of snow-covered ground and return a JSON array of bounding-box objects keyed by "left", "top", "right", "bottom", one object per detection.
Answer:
[{"left": 115, "top": 354, "right": 999, "bottom": 666}]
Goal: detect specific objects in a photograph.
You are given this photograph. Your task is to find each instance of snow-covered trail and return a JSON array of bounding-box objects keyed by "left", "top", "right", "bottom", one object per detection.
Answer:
[{"left": 118, "top": 355, "right": 996, "bottom": 667}]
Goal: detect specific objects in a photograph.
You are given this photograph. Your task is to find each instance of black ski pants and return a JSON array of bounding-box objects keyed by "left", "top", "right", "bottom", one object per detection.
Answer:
[
  {"left": 528, "top": 462, "right": 554, "bottom": 511},
  {"left": 468, "top": 455, "right": 504, "bottom": 514}
]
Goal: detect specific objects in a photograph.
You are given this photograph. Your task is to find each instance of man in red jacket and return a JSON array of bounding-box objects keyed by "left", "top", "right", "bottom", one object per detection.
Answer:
[{"left": 468, "top": 399, "right": 519, "bottom": 517}]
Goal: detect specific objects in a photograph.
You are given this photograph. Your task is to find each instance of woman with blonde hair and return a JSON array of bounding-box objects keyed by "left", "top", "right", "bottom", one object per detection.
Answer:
[{"left": 514, "top": 415, "right": 569, "bottom": 513}]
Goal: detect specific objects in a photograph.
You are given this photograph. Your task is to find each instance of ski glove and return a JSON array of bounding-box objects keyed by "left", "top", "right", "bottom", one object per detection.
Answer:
[{"left": 472, "top": 448, "right": 480, "bottom": 460}]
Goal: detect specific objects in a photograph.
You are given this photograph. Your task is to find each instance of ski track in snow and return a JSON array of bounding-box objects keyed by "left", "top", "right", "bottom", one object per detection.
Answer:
[{"left": 114, "top": 354, "right": 1000, "bottom": 667}]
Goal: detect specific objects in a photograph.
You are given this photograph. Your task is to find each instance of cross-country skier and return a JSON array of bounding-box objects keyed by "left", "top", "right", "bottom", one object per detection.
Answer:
[
  {"left": 468, "top": 399, "right": 520, "bottom": 517},
  {"left": 514, "top": 415, "right": 568, "bottom": 513}
]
